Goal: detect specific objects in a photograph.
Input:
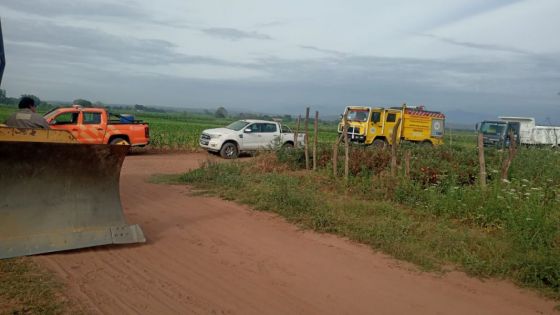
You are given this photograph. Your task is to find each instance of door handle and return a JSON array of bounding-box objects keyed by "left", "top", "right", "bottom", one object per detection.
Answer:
[
  {"left": 71, "top": 129, "right": 78, "bottom": 131},
  {"left": 97, "top": 128, "right": 104, "bottom": 131}
]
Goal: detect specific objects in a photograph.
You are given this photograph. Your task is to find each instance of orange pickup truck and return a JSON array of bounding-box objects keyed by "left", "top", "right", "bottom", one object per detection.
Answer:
[{"left": 44, "top": 105, "right": 149, "bottom": 146}]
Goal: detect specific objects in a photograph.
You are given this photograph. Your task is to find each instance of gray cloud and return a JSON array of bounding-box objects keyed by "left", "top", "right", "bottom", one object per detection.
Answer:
[
  {"left": 201, "top": 28, "right": 272, "bottom": 41},
  {"left": 420, "top": 0, "right": 524, "bottom": 31},
  {"left": 25, "top": 63, "right": 557, "bottom": 124},
  {"left": 0, "top": 0, "right": 146, "bottom": 18},
  {"left": 5, "top": 18, "right": 252, "bottom": 69},
  {"left": 419, "top": 33, "right": 531, "bottom": 55},
  {"left": 7, "top": 18, "right": 560, "bottom": 113},
  {"left": 299, "top": 45, "right": 347, "bottom": 57},
  {"left": 5, "top": 48, "right": 560, "bottom": 124}
]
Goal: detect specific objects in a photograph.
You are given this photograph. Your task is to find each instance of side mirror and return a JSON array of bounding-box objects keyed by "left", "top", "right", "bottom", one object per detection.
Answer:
[
  {"left": 49, "top": 120, "right": 56, "bottom": 125},
  {"left": 475, "top": 123, "right": 479, "bottom": 131},
  {"left": 244, "top": 128, "right": 252, "bottom": 133}
]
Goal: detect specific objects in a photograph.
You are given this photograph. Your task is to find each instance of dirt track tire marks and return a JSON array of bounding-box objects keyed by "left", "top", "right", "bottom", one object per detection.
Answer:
[{"left": 35, "top": 153, "right": 558, "bottom": 314}]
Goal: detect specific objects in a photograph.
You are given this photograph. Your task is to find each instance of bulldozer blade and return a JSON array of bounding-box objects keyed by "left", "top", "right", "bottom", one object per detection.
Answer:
[
  {"left": 0, "top": 18, "right": 5, "bottom": 87},
  {"left": 0, "top": 141, "right": 145, "bottom": 259}
]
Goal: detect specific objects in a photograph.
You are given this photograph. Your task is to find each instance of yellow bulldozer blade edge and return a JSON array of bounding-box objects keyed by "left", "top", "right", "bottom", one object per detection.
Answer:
[{"left": 0, "top": 141, "right": 145, "bottom": 259}]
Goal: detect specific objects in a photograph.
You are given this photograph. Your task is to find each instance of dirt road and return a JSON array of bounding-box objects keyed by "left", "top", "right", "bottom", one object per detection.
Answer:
[{"left": 35, "top": 153, "right": 558, "bottom": 314}]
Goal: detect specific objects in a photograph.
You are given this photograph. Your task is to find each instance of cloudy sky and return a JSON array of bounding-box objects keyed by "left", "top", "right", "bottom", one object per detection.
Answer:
[{"left": 0, "top": 0, "right": 559, "bottom": 122}]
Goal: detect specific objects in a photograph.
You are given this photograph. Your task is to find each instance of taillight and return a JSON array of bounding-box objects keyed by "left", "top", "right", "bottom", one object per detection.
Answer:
[{"left": 145, "top": 126, "right": 150, "bottom": 138}]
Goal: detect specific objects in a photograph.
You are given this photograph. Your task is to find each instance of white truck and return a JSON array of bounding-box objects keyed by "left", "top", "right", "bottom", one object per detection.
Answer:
[
  {"left": 199, "top": 119, "right": 305, "bottom": 158},
  {"left": 478, "top": 116, "right": 560, "bottom": 147},
  {"left": 499, "top": 117, "right": 560, "bottom": 146}
]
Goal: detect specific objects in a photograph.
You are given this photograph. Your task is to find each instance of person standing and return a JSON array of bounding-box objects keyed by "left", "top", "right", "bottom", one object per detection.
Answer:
[{"left": 4, "top": 96, "right": 49, "bottom": 129}]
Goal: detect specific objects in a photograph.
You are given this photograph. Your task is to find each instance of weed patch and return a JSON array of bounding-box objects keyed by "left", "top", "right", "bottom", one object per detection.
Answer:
[{"left": 0, "top": 258, "right": 71, "bottom": 315}]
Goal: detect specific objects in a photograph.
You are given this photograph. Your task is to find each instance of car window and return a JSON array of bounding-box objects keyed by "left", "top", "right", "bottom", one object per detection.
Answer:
[
  {"left": 347, "top": 109, "right": 370, "bottom": 122},
  {"left": 247, "top": 123, "right": 260, "bottom": 132},
  {"left": 83, "top": 112, "right": 102, "bottom": 124},
  {"left": 227, "top": 120, "right": 250, "bottom": 131},
  {"left": 52, "top": 112, "right": 79, "bottom": 125},
  {"left": 386, "top": 113, "right": 396, "bottom": 123},
  {"left": 262, "top": 123, "right": 277, "bottom": 133},
  {"left": 281, "top": 125, "right": 292, "bottom": 133}
]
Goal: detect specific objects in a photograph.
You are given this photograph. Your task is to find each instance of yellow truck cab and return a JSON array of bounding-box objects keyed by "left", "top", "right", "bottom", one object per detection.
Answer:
[{"left": 338, "top": 104, "right": 445, "bottom": 147}]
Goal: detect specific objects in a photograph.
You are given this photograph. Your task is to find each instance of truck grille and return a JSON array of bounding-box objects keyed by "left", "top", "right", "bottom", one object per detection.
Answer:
[
  {"left": 338, "top": 126, "right": 361, "bottom": 134},
  {"left": 348, "top": 127, "right": 360, "bottom": 134},
  {"left": 200, "top": 133, "right": 210, "bottom": 145}
]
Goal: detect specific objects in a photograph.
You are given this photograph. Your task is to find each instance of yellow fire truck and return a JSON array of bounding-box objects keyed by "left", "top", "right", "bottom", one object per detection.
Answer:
[{"left": 337, "top": 104, "right": 445, "bottom": 147}]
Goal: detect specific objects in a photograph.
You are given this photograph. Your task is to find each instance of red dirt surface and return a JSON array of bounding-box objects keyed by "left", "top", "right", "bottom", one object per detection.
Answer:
[{"left": 35, "top": 153, "right": 559, "bottom": 314}]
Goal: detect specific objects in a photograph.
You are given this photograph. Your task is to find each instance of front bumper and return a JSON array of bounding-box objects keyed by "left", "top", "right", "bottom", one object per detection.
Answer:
[
  {"left": 482, "top": 137, "right": 504, "bottom": 147},
  {"left": 338, "top": 132, "right": 366, "bottom": 143},
  {"left": 199, "top": 134, "right": 222, "bottom": 151}
]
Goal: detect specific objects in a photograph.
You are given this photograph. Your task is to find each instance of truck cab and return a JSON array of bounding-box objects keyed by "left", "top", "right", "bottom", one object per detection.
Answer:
[{"left": 478, "top": 120, "right": 520, "bottom": 147}]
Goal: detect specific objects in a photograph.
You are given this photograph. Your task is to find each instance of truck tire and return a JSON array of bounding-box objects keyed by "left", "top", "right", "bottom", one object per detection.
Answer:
[
  {"left": 421, "top": 140, "right": 433, "bottom": 147},
  {"left": 282, "top": 142, "right": 294, "bottom": 149},
  {"left": 372, "top": 138, "right": 386, "bottom": 149},
  {"left": 220, "top": 142, "right": 238, "bottom": 159},
  {"left": 110, "top": 137, "right": 130, "bottom": 145}
]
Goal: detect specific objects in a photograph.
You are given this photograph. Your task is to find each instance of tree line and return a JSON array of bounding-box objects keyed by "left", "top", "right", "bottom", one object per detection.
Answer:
[
  {"left": 0, "top": 89, "right": 297, "bottom": 122},
  {"left": 0, "top": 89, "right": 104, "bottom": 109}
]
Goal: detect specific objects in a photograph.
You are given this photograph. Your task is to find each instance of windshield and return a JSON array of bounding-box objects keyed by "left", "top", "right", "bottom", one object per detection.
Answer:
[
  {"left": 480, "top": 122, "right": 507, "bottom": 135},
  {"left": 346, "top": 109, "right": 369, "bottom": 122},
  {"left": 226, "top": 120, "right": 250, "bottom": 131},
  {"left": 43, "top": 109, "right": 60, "bottom": 120}
]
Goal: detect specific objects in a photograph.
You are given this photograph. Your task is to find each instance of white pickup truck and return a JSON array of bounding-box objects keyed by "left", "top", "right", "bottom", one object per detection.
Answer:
[{"left": 199, "top": 119, "right": 305, "bottom": 158}]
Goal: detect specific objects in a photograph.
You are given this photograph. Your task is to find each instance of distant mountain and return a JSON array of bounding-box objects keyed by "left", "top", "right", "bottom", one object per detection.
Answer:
[{"left": 444, "top": 109, "right": 490, "bottom": 128}]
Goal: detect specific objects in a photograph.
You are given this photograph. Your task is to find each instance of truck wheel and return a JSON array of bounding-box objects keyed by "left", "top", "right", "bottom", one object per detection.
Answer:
[
  {"left": 282, "top": 142, "right": 294, "bottom": 149},
  {"left": 110, "top": 137, "right": 130, "bottom": 145},
  {"left": 372, "top": 139, "right": 386, "bottom": 149},
  {"left": 421, "top": 140, "right": 433, "bottom": 147},
  {"left": 220, "top": 142, "right": 238, "bottom": 159}
]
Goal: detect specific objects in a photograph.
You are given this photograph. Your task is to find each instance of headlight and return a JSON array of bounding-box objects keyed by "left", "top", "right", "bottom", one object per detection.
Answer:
[{"left": 209, "top": 134, "right": 221, "bottom": 139}]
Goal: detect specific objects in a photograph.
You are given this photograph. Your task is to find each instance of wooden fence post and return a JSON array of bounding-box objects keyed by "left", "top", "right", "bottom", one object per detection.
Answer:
[
  {"left": 405, "top": 150, "right": 411, "bottom": 178},
  {"left": 294, "top": 115, "right": 301, "bottom": 148},
  {"left": 304, "top": 107, "right": 310, "bottom": 170},
  {"left": 390, "top": 118, "right": 402, "bottom": 177},
  {"left": 313, "top": 111, "right": 319, "bottom": 171},
  {"left": 332, "top": 134, "right": 343, "bottom": 177},
  {"left": 478, "top": 133, "right": 487, "bottom": 187},
  {"left": 501, "top": 129, "right": 517, "bottom": 181},
  {"left": 344, "top": 111, "right": 349, "bottom": 182}
]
